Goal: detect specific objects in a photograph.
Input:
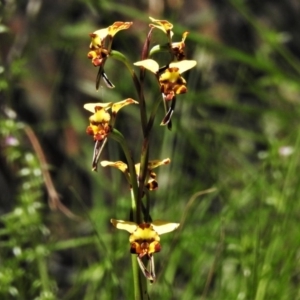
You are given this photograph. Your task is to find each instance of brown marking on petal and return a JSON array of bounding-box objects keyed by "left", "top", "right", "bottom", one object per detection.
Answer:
[
  {"left": 130, "top": 242, "right": 138, "bottom": 254},
  {"left": 85, "top": 122, "right": 111, "bottom": 141},
  {"left": 133, "top": 243, "right": 147, "bottom": 258},
  {"left": 149, "top": 171, "right": 156, "bottom": 179},
  {"left": 154, "top": 243, "right": 161, "bottom": 253},
  {"left": 86, "top": 126, "right": 94, "bottom": 136},
  {"left": 138, "top": 223, "right": 151, "bottom": 230},
  {"left": 168, "top": 67, "right": 180, "bottom": 73},
  {"left": 146, "top": 180, "right": 158, "bottom": 191},
  {"left": 94, "top": 106, "right": 102, "bottom": 112}
]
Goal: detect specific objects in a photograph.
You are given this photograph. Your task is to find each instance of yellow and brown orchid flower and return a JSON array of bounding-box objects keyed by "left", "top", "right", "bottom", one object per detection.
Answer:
[
  {"left": 134, "top": 59, "right": 196, "bottom": 100},
  {"left": 84, "top": 99, "right": 138, "bottom": 171},
  {"left": 84, "top": 103, "right": 112, "bottom": 142},
  {"left": 111, "top": 219, "right": 179, "bottom": 282},
  {"left": 88, "top": 22, "right": 133, "bottom": 90},
  {"left": 100, "top": 158, "right": 170, "bottom": 190},
  {"left": 134, "top": 59, "right": 196, "bottom": 126}
]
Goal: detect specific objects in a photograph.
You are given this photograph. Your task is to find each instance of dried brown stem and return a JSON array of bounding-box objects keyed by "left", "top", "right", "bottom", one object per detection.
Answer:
[{"left": 24, "top": 125, "right": 80, "bottom": 220}]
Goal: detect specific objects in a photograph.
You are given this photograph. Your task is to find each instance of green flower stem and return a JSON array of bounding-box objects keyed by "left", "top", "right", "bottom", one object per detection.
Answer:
[
  {"left": 130, "top": 188, "right": 140, "bottom": 300},
  {"left": 110, "top": 50, "right": 147, "bottom": 135},
  {"left": 110, "top": 129, "right": 139, "bottom": 220},
  {"left": 111, "top": 50, "right": 154, "bottom": 220},
  {"left": 131, "top": 254, "right": 140, "bottom": 300},
  {"left": 131, "top": 254, "right": 149, "bottom": 300},
  {"left": 147, "top": 95, "right": 162, "bottom": 134},
  {"left": 110, "top": 51, "right": 153, "bottom": 298},
  {"left": 137, "top": 96, "right": 163, "bottom": 208},
  {"left": 111, "top": 130, "right": 148, "bottom": 299}
]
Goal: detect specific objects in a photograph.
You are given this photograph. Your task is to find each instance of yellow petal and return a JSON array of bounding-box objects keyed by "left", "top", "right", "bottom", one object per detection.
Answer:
[
  {"left": 111, "top": 98, "right": 138, "bottom": 114},
  {"left": 151, "top": 221, "right": 180, "bottom": 235},
  {"left": 169, "top": 60, "right": 197, "bottom": 74},
  {"left": 100, "top": 160, "right": 128, "bottom": 173},
  {"left": 108, "top": 21, "right": 133, "bottom": 37},
  {"left": 148, "top": 158, "right": 170, "bottom": 170},
  {"left": 111, "top": 219, "right": 138, "bottom": 233},
  {"left": 83, "top": 102, "right": 113, "bottom": 113},
  {"left": 181, "top": 31, "right": 189, "bottom": 42},
  {"left": 149, "top": 17, "right": 173, "bottom": 34},
  {"left": 134, "top": 59, "right": 159, "bottom": 74}
]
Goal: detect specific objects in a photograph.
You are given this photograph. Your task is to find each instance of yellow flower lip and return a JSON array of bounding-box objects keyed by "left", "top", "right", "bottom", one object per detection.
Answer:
[{"left": 89, "top": 109, "right": 111, "bottom": 123}]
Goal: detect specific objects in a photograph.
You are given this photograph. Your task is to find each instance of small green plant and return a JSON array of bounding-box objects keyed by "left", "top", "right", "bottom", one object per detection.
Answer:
[{"left": 0, "top": 119, "right": 56, "bottom": 300}]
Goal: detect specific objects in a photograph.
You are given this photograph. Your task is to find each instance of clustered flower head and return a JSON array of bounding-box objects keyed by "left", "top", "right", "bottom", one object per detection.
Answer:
[{"left": 111, "top": 219, "right": 179, "bottom": 282}]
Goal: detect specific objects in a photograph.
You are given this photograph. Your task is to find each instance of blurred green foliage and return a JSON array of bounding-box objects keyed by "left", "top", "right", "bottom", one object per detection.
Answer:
[{"left": 1, "top": 0, "right": 300, "bottom": 299}]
